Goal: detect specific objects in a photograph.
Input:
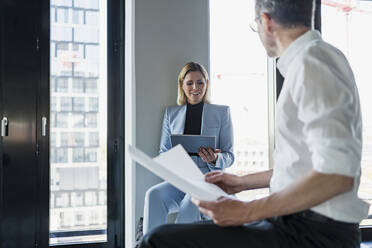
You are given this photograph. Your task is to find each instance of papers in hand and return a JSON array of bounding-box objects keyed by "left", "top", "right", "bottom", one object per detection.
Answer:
[{"left": 127, "top": 144, "right": 228, "bottom": 201}]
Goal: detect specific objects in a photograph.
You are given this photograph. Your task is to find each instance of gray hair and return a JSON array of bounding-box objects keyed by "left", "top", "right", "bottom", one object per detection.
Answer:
[{"left": 255, "top": 0, "right": 314, "bottom": 28}]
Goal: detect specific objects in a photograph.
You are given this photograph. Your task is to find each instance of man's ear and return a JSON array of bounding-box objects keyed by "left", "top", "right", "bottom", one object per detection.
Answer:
[{"left": 261, "top": 12, "right": 273, "bottom": 33}]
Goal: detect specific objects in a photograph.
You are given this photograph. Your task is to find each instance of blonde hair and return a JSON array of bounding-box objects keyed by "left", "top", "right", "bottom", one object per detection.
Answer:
[{"left": 177, "top": 62, "right": 211, "bottom": 105}]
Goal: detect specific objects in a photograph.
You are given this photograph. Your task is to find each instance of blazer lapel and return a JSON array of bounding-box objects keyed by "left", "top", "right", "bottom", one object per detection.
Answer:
[
  {"left": 201, "top": 103, "right": 208, "bottom": 135},
  {"left": 172, "top": 105, "right": 186, "bottom": 134}
]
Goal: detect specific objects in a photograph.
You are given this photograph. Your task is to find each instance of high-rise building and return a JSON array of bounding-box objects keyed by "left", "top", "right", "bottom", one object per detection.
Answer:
[{"left": 50, "top": 0, "right": 107, "bottom": 244}]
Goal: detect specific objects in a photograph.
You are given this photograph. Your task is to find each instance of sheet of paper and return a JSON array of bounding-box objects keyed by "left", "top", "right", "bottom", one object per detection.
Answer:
[{"left": 127, "top": 144, "right": 228, "bottom": 201}]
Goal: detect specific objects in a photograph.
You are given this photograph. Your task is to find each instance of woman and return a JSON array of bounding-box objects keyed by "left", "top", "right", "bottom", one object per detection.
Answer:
[{"left": 143, "top": 62, "right": 234, "bottom": 234}]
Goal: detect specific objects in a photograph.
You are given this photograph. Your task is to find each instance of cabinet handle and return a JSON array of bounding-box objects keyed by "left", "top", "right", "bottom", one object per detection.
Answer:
[
  {"left": 42, "top": 117, "right": 47, "bottom": 137},
  {"left": 1, "top": 117, "right": 8, "bottom": 137}
]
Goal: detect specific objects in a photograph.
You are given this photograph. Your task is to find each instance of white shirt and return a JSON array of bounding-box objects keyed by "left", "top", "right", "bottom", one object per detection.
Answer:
[{"left": 270, "top": 30, "right": 370, "bottom": 223}]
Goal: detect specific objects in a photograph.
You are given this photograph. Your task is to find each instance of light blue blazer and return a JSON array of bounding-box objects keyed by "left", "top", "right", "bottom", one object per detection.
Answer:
[{"left": 159, "top": 103, "right": 234, "bottom": 171}]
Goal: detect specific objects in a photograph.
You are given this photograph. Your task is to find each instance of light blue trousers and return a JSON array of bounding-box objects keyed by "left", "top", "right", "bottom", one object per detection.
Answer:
[
  {"left": 143, "top": 182, "right": 200, "bottom": 234},
  {"left": 143, "top": 165, "right": 210, "bottom": 234}
]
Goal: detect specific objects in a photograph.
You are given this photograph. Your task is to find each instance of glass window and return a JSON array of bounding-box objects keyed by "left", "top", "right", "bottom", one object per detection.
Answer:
[
  {"left": 72, "top": 97, "right": 85, "bottom": 112},
  {"left": 51, "top": 97, "right": 57, "bottom": 111},
  {"left": 72, "top": 148, "right": 84, "bottom": 162},
  {"left": 57, "top": 8, "right": 69, "bottom": 24},
  {"left": 51, "top": 26, "right": 72, "bottom": 42},
  {"left": 210, "top": 0, "right": 270, "bottom": 201},
  {"left": 86, "top": 11, "right": 99, "bottom": 25},
  {"left": 50, "top": 112, "right": 56, "bottom": 128},
  {"left": 85, "top": 191, "right": 97, "bottom": 206},
  {"left": 74, "top": 27, "right": 99, "bottom": 43},
  {"left": 88, "top": 97, "right": 99, "bottom": 112},
  {"left": 51, "top": 7, "right": 57, "bottom": 23},
  {"left": 51, "top": 133, "right": 56, "bottom": 147},
  {"left": 85, "top": 78, "right": 98, "bottom": 93},
  {"left": 71, "top": 132, "right": 85, "bottom": 147},
  {"left": 52, "top": 0, "right": 72, "bottom": 7},
  {"left": 60, "top": 132, "right": 69, "bottom": 147},
  {"left": 74, "top": 0, "right": 99, "bottom": 9},
  {"left": 72, "top": 113, "right": 85, "bottom": 128},
  {"left": 72, "top": 78, "right": 85, "bottom": 93},
  {"left": 56, "top": 113, "right": 68, "bottom": 128},
  {"left": 55, "top": 193, "right": 69, "bottom": 208},
  {"left": 75, "top": 212, "right": 85, "bottom": 226},
  {"left": 51, "top": 148, "right": 68, "bottom": 163},
  {"left": 72, "top": 10, "right": 84, "bottom": 25},
  {"left": 71, "top": 192, "right": 84, "bottom": 207},
  {"left": 56, "top": 77, "right": 69, "bottom": 92},
  {"left": 50, "top": 0, "right": 107, "bottom": 244},
  {"left": 85, "top": 148, "right": 97, "bottom": 162},
  {"left": 85, "top": 113, "right": 97, "bottom": 128},
  {"left": 321, "top": 0, "right": 372, "bottom": 226},
  {"left": 89, "top": 132, "right": 99, "bottom": 147},
  {"left": 60, "top": 97, "right": 72, "bottom": 111},
  {"left": 85, "top": 45, "right": 99, "bottom": 60}
]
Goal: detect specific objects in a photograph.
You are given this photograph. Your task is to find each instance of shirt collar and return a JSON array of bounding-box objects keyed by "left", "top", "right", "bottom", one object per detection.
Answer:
[{"left": 277, "top": 30, "right": 322, "bottom": 77}]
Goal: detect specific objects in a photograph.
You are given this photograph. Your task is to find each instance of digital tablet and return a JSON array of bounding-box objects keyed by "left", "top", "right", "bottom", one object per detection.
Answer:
[{"left": 170, "top": 134, "right": 216, "bottom": 155}]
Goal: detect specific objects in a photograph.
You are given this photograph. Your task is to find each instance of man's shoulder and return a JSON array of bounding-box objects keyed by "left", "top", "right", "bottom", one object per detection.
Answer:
[{"left": 301, "top": 39, "right": 347, "bottom": 64}]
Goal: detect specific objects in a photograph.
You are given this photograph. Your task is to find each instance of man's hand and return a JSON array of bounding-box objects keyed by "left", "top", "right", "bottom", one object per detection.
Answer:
[
  {"left": 191, "top": 197, "right": 255, "bottom": 226},
  {"left": 198, "top": 147, "right": 221, "bottom": 165},
  {"left": 205, "top": 171, "right": 244, "bottom": 194}
]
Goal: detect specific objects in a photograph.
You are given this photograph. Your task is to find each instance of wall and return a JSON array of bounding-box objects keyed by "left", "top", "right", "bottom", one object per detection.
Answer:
[{"left": 134, "top": 0, "right": 210, "bottom": 225}]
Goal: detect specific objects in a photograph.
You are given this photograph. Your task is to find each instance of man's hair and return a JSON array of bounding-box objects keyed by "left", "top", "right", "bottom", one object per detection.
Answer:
[{"left": 255, "top": 0, "right": 314, "bottom": 28}]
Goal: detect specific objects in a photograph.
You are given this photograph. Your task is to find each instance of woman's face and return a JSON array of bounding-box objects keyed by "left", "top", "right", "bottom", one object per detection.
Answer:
[{"left": 182, "top": 71, "right": 207, "bottom": 105}]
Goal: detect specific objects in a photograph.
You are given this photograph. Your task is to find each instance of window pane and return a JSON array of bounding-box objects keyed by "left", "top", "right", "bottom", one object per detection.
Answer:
[
  {"left": 321, "top": 0, "right": 372, "bottom": 226},
  {"left": 210, "top": 0, "right": 270, "bottom": 200},
  {"left": 50, "top": 0, "right": 107, "bottom": 244}
]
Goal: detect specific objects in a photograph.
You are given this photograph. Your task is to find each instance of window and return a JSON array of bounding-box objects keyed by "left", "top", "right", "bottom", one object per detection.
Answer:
[
  {"left": 56, "top": 113, "right": 68, "bottom": 128},
  {"left": 89, "top": 132, "right": 99, "bottom": 147},
  {"left": 73, "top": 9, "right": 84, "bottom": 25},
  {"left": 89, "top": 97, "right": 99, "bottom": 112},
  {"left": 71, "top": 113, "right": 85, "bottom": 128},
  {"left": 86, "top": 78, "right": 98, "bottom": 93},
  {"left": 321, "top": 0, "right": 372, "bottom": 227},
  {"left": 56, "top": 77, "right": 69, "bottom": 92},
  {"left": 56, "top": 8, "right": 69, "bottom": 24},
  {"left": 60, "top": 132, "right": 69, "bottom": 146},
  {"left": 210, "top": 0, "right": 270, "bottom": 201},
  {"left": 60, "top": 97, "right": 72, "bottom": 111},
  {"left": 72, "top": 78, "right": 85, "bottom": 93},
  {"left": 72, "top": 97, "right": 85, "bottom": 112},
  {"left": 85, "top": 148, "right": 97, "bottom": 162},
  {"left": 72, "top": 148, "right": 84, "bottom": 162},
  {"left": 86, "top": 113, "right": 98, "bottom": 128},
  {"left": 86, "top": 11, "right": 99, "bottom": 25}
]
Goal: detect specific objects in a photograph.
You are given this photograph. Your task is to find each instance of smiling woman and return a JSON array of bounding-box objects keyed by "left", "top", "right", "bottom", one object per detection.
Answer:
[{"left": 141, "top": 61, "right": 235, "bottom": 236}]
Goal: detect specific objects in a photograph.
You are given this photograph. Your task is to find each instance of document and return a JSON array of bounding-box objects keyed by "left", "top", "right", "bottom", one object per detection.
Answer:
[{"left": 127, "top": 144, "right": 228, "bottom": 201}]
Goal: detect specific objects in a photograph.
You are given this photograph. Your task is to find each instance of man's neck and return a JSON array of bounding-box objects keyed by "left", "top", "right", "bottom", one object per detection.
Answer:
[{"left": 275, "top": 26, "right": 311, "bottom": 57}]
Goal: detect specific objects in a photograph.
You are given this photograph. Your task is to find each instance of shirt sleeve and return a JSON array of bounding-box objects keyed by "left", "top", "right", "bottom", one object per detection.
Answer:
[{"left": 290, "top": 53, "right": 362, "bottom": 177}]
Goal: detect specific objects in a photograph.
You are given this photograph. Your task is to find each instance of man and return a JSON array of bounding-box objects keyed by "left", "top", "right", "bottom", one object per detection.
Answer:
[{"left": 139, "top": 0, "right": 370, "bottom": 247}]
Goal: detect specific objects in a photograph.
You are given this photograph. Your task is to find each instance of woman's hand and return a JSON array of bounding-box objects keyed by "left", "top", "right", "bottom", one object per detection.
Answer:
[
  {"left": 198, "top": 147, "right": 221, "bottom": 165},
  {"left": 205, "top": 171, "right": 244, "bottom": 194}
]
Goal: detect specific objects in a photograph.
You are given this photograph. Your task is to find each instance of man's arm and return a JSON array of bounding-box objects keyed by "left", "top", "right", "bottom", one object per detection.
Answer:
[
  {"left": 250, "top": 170, "right": 353, "bottom": 221},
  {"left": 204, "top": 169, "right": 273, "bottom": 194},
  {"left": 193, "top": 170, "right": 353, "bottom": 226}
]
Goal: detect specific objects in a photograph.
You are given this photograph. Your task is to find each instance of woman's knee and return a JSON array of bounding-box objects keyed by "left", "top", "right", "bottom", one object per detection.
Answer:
[{"left": 145, "top": 184, "right": 167, "bottom": 203}]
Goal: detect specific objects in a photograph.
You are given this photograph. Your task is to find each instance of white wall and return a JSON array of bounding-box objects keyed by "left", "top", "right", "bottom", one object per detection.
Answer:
[{"left": 134, "top": 0, "right": 210, "bottom": 226}]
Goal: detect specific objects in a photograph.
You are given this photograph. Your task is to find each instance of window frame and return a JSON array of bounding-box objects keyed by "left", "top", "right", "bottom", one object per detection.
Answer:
[{"left": 37, "top": 0, "right": 125, "bottom": 247}]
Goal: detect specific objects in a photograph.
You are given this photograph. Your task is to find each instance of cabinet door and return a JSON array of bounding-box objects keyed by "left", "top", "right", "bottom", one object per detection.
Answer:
[{"left": 0, "top": 1, "right": 40, "bottom": 247}]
